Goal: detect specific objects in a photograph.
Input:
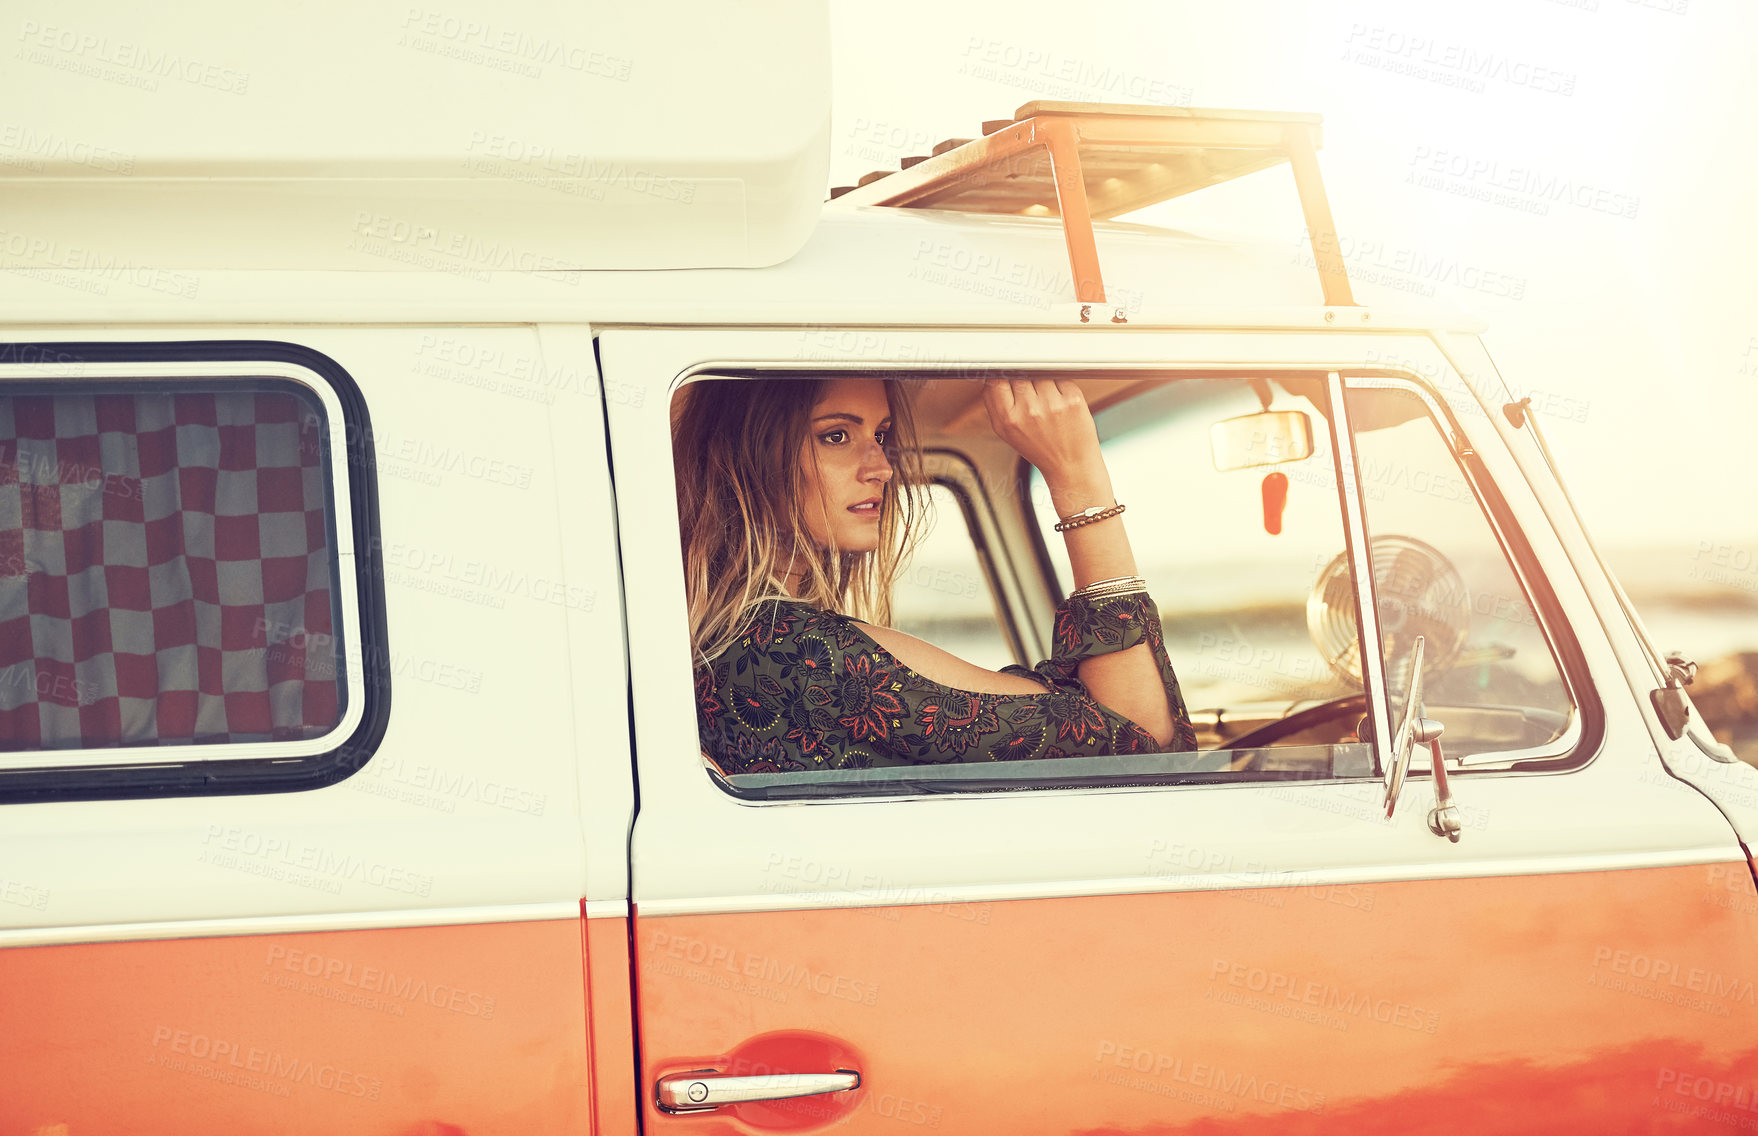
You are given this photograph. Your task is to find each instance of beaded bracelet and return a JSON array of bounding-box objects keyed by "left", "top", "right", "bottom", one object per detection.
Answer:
[
  {"left": 1070, "top": 574, "right": 1148, "bottom": 601},
  {"left": 1053, "top": 502, "right": 1126, "bottom": 532}
]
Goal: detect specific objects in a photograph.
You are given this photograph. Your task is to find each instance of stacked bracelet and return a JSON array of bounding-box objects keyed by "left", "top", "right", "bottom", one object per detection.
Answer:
[
  {"left": 1053, "top": 502, "right": 1126, "bottom": 532},
  {"left": 1070, "top": 574, "right": 1148, "bottom": 601}
]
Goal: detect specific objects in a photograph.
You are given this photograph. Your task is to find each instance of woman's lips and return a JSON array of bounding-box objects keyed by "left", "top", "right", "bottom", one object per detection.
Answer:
[{"left": 848, "top": 500, "right": 881, "bottom": 517}]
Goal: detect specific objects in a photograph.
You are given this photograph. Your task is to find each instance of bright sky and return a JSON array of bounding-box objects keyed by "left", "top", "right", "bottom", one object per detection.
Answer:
[{"left": 829, "top": 0, "right": 1758, "bottom": 551}]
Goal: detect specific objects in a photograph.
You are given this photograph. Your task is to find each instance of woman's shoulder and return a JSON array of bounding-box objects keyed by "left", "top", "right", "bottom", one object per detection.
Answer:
[{"left": 704, "top": 599, "right": 865, "bottom": 678}]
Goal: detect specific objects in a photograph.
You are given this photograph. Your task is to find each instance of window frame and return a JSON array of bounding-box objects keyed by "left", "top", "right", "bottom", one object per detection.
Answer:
[
  {"left": 1339, "top": 370, "right": 1600, "bottom": 774},
  {"left": 0, "top": 340, "right": 390, "bottom": 804},
  {"left": 682, "top": 366, "right": 1388, "bottom": 801}
]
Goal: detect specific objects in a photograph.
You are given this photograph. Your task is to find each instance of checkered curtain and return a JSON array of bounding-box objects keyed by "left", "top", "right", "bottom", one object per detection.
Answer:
[{"left": 0, "top": 389, "right": 340, "bottom": 751}]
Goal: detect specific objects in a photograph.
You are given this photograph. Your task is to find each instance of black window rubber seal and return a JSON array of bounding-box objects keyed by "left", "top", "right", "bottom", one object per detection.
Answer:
[{"left": 0, "top": 340, "right": 392, "bottom": 804}]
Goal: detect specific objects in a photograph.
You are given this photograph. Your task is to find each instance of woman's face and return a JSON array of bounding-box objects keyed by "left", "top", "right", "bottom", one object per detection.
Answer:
[{"left": 797, "top": 378, "right": 894, "bottom": 553}]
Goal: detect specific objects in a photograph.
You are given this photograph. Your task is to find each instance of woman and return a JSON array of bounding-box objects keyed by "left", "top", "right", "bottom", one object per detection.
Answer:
[{"left": 676, "top": 375, "right": 1198, "bottom": 773}]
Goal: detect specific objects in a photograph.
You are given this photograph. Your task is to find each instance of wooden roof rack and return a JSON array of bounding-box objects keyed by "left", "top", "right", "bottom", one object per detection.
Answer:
[{"left": 830, "top": 101, "right": 1354, "bottom": 310}]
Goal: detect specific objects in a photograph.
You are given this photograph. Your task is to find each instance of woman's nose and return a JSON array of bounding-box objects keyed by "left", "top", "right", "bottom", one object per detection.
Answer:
[{"left": 860, "top": 438, "right": 894, "bottom": 483}]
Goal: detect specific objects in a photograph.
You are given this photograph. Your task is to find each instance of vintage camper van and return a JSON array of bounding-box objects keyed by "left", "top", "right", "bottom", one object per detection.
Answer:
[{"left": 3, "top": 3, "right": 1757, "bottom": 1133}]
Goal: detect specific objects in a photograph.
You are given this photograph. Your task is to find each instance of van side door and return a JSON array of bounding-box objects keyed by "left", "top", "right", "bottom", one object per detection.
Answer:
[{"left": 603, "top": 326, "right": 1758, "bottom": 1134}]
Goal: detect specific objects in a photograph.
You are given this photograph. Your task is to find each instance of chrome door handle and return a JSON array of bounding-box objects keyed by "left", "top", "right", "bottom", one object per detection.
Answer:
[{"left": 655, "top": 1069, "right": 861, "bottom": 1113}]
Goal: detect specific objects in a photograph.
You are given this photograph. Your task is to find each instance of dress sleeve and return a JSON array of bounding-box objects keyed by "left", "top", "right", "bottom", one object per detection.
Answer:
[{"left": 1001, "top": 591, "right": 1198, "bottom": 753}]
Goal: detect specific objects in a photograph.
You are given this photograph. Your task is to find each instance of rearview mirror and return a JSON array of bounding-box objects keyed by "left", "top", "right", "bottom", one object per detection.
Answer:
[{"left": 1209, "top": 410, "right": 1314, "bottom": 471}]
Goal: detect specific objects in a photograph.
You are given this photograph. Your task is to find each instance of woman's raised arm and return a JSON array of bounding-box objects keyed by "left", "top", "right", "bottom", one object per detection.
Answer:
[{"left": 981, "top": 377, "right": 1180, "bottom": 748}]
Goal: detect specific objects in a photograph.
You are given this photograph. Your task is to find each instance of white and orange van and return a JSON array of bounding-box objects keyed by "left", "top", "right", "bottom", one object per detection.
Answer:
[{"left": 3, "top": 3, "right": 1757, "bottom": 1133}]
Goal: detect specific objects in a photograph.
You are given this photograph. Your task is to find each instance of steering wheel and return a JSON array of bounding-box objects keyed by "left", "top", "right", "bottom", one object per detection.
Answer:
[{"left": 1217, "top": 694, "right": 1368, "bottom": 752}]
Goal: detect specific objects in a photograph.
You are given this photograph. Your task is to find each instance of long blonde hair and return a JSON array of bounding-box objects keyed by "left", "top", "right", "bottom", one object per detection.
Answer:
[{"left": 672, "top": 377, "right": 927, "bottom": 667}]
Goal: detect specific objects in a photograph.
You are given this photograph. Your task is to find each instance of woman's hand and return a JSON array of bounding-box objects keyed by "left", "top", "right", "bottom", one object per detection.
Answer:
[
  {"left": 982, "top": 377, "right": 1102, "bottom": 477},
  {"left": 982, "top": 377, "right": 1112, "bottom": 511}
]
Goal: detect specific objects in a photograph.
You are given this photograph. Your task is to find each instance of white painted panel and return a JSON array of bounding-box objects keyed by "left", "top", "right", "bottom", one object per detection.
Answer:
[
  {"left": 0, "top": 325, "right": 630, "bottom": 938},
  {"left": 1, "top": 0, "right": 830, "bottom": 269}
]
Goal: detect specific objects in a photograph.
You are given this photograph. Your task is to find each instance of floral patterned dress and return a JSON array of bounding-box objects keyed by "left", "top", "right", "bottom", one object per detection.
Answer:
[{"left": 696, "top": 592, "right": 1199, "bottom": 773}]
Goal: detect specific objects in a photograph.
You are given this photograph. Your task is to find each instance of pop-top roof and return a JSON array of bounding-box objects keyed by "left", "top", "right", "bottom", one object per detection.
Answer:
[{"left": 0, "top": 0, "right": 829, "bottom": 272}]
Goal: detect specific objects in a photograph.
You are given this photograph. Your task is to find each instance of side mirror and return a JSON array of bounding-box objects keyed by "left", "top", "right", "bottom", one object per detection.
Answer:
[
  {"left": 1384, "top": 634, "right": 1463, "bottom": 841},
  {"left": 1209, "top": 410, "right": 1314, "bottom": 472}
]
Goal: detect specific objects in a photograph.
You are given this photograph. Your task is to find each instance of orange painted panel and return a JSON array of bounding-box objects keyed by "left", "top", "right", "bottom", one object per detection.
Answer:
[
  {"left": 585, "top": 911, "right": 639, "bottom": 1134},
  {"left": 0, "top": 919, "right": 591, "bottom": 1136},
  {"left": 634, "top": 864, "right": 1758, "bottom": 1134}
]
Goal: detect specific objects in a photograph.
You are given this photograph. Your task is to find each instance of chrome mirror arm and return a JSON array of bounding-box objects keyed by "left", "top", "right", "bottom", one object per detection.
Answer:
[
  {"left": 1383, "top": 636, "right": 1426, "bottom": 818},
  {"left": 1425, "top": 730, "right": 1462, "bottom": 843},
  {"left": 1382, "top": 635, "right": 1463, "bottom": 841}
]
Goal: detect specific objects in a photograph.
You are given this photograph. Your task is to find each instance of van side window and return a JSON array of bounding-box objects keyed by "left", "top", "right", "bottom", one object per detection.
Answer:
[
  {"left": 1344, "top": 382, "right": 1575, "bottom": 761},
  {"left": 0, "top": 385, "right": 343, "bottom": 751},
  {"left": 699, "top": 372, "right": 1377, "bottom": 801}
]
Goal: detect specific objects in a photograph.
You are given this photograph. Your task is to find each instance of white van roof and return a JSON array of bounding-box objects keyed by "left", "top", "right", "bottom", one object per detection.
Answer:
[
  {"left": 0, "top": 0, "right": 829, "bottom": 270},
  {"left": 0, "top": 203, "right": 1480, "bottom": 332}
]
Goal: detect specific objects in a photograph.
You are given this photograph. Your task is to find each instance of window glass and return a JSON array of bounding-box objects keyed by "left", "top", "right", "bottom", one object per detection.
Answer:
[
  {"left": 0, "top": 384, "right": 344, "bottom": 752},
  {"left": 1344, "top": 384, "right": 1573, "bottom": 760},
  {"left": 684, "top": 373, "right": 1373, "bottom": 799},
  {"left": 1029, "top": 376, "right": 1368, "bottom": 766},
  {"left": 890, "top": 481, "right": 1012, "bottom": 672}
]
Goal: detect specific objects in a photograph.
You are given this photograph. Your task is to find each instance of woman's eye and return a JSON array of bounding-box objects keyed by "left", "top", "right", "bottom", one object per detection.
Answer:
[
  {"left": 874, "top": 430, "right": 888, "bottom": 446},
  {"left": 820, "top": 429, "right": 848, "bottom": 445}
]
